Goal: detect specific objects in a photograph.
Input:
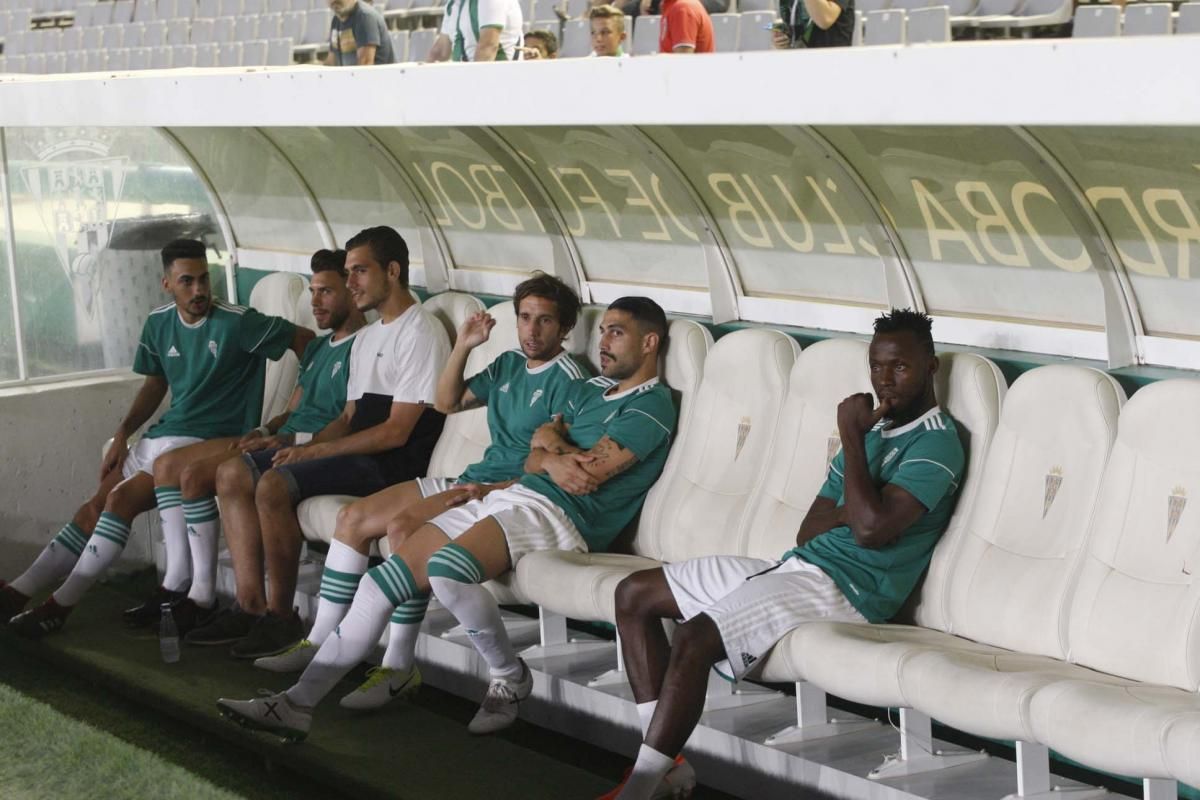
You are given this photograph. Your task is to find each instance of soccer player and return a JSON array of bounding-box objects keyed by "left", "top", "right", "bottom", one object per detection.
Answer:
[
  {"left": 216, "top": 297, "right": 677, "bottom": 742},
  {"left": 598, "top": 309, "right": 964, "bottom": 800},
  {"left": 190, "top": 226, "right": 450, "bottom": 660},
  {"left": 249, "top": 273, "right": 589, "bottom": 713},
  {"left": 122, "top": 249, "right": 366, "bottom": 636},
  {"left": 3, "top": 239, "right": 313, "bottom": 638}
]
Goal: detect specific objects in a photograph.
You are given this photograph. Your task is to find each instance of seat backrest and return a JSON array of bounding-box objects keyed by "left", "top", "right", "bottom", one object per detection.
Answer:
[
  {"left": 242, "top": 38, "right": 267, "bottom": 64},
  {"left": 858, "top": 0, "right": 890, "bottom": 9},
  {"left": 166, "top": 18, "right": 189, "bottom": 43},
  {"left": 942, "top": 366, "right": 1123, "bottom": 657},
  {"left": 421, "top": 290, "right": 485, "bottom": 347},
  {"left": 946, "top": 0, "right": 975, "bottom": 16},
  {"left": 196, "top": 0, "right": 220, "bottom": 16},
  {"left": 1072, "top": 4, "right": 1119, "bottom": 37},
  {"left": 143, "top": 19, "right": 167, "bottom": 45},
  {"left": 134, "top": 0, "right": 156, "bottom": 22},
  {"left": 910, "top": 351, "right": 1007, "bottom": 629},
  {"left": 1123, "top": 2, "right": 1171, "bottom": 35},
  {"left": 266, "top": 35, "right": 292, "bottom": 63},
  {"left": 101, "top": 23, "right": 126, "bottom": 48},
  {"left": 710, "top": 13, "right": 739, "bottom": 50},
  {"left": 863, "top": 8, "right": 905, "bottom": 44},
  {"left": 218, "top": 40, "right": 242, "bottom": 64},
  {"left": 192, "top": 17, "right": 215, "bottom": 42},
  {"left": 1178, "top": 2, "right": 1200, "bottom": 34},
  {"left": 150, "top": 44, "right": 174, "bottom": 67},
  {"left": 737, "top": 338, "right": 871, "bottom": 560},
  {"left": 249, "top": 271, "right": 311, "bottom": 424},
  {"left": 890, "top": 0, "right": 929, "bottom": 11},
  {"left": 389, "top": 28, "right": 408, "bottom": 61},
  {"left": 408, "top": 27, "right": 436, "bottom": 59},
  {"left": 560, "top": 18, "right": 589, "bottom": 56},
  {"left": 631, "top": 14, "right": 659, "bottom": 55},
  {"left": 634, "top": 329, "right": 800, "bottom": 562},
  {"left": 215, "top": 14, "right": 236, "bottom": 40},
  {"left": 302, "top": 7, "right": 326, "bottom": 43},
  {"left": 1066, "top": 379, "right": 1200, "bottom": 690},
  {"left": 974, "top": 0, "right": 1019, "bottom": 14},
  {"left": 906, "top": 4, "right": 948, "bottom": 41},
  {"left": 174, "top": 42, "right": 198, "bottom": 64},
  {"left": 113, "top": 0, "right": 136, "bottom": 22},
  {"left": 738, "top": 10, "right": 776, "bottom": 49}
]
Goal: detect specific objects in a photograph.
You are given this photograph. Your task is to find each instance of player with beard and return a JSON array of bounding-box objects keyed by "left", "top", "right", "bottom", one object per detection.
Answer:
[
  {"left": 598, "top": 308, "right": 965, "bottom": 800},
  {"left": 245, "top": 273, "right": 590, "bottom": 708},
  {"left": 217, "top": 297, "right": 677, "bottom": 741}
]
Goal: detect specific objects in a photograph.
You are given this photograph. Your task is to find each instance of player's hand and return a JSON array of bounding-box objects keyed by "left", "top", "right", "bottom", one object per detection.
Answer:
[
  {"left": 517, "top": 46, "right": 542, "bottom": 59},
  {"left": 237, "top": 429, "right": 266, "bottom": 450},
  {"left": 530, "top": 415, "right": 569, "bottom": 452},
  {"left": 837, "top": 393, "right": 893, "bottom": 439},
  {"left": 772, "top": 29, "right": 790, "bottom": 48},
  {"left": 545, "top": 453, "right": 599, "bottom": 495},
  {"left": 457, "top": 312, "right": 496, "bottom": 350},
  {"left": 271, "top": 444, "right": 319, "bottom": 466},
  {"left": 242, "top": 435, "right": 283, "bottom": 453},
  {"left": 99, "top": 434, "right": 129, "bottom": 480}
]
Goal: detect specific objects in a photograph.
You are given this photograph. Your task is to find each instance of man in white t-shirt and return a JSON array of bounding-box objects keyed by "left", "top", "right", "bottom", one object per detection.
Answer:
[
  {"left": 425, "top": 0, "right": 523, "bottom": 62},
  {"left": 206, "top": 226, "right": 451, "bottom": 660}
]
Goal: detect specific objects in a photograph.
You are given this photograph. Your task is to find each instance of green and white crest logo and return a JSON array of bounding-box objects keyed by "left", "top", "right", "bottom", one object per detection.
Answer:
[
  {"left": 1043, "top": 467, "right": 1064, "bottom": 519},
  {"left": 735, "top": 416, "right": 752, "bottom": 460},
  {"left": 1168, "top": 486, "right": 1187, "bottom": 542}
]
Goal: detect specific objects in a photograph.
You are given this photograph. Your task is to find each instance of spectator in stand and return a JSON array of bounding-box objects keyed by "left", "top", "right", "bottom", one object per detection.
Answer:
[
  {"left": 659, "top": 0, "right": 714, "bottom": 52},
  {"left": 772, "top": 0, "right": 854, "bottom": 48},
  {"left": 522, "top": 29, "right": 559, "bottom": 58},
  {"left": 325, "top": 0, "right": 395, "bottom": 65},
  {"left": 427, "top": 0, "right": 524, "bottom": 61},
  {"left": 589, "top": 5, "right": 630, "bottom": 57}
]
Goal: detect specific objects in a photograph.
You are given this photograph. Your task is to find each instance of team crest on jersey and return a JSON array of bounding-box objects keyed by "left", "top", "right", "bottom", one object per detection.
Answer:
[
  {"left": 529, "top": 389, "right": 544, "bottom": 407},
  {"left": 1043, "top": 467, "right": 1064, "bottom": 518},
  {"left": 499, "top": 382, "right": 510, "bottom": 393},
  {"left": 332, "top": 361, "right": 343, "bottom": 378},
  {"left": 735, "top": 417, "right": 752, "bottom": 460},
  {"left": 208, "top": 340, "right": 218, "bottom": 359},
  {"left": 167, "top": 345, "right": 181, "bottom": 358},
  {"left": 1168, "top": 486, "right": 1188, "bottom": 542}
]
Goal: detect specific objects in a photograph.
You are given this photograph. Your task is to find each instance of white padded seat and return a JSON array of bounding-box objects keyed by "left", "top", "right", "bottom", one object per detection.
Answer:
[
  {"left": 1025, "top": 379, "right": 1200, "bottom": 783},
  {"left": 756, "top": 352, "right": 1010, "bottom": 697},
  {"left": 421, "top": 291, "right": 485, "bottom": 347},
  {"left": 872, "top": 365, "right": 1125, "bottom": 740},
  {"left": 249, "top": 272, "right": 314, "bottom": 424},
  {"left": 517, "top": 328, "right": 789, "bottom": 623}
]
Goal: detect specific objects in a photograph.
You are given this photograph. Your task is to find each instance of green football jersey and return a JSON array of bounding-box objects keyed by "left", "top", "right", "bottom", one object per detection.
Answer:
[
  {"left": 786, "top": 406, "right": 965, "bottom": 624},
  {"left": 280, "top": 331, "right": 356, "bottom": 437},
  {"left": 133, "top": 300, "right": 297, "bottom": 440},
  {"left": 521, "top": 376, "right": 677, "bottom": 552},
  {"left": 459, "top": 349, "right": 590, "bottom": 484}
]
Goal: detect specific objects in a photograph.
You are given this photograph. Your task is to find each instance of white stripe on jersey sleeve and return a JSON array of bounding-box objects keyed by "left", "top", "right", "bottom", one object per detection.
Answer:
[{"left": 623, "top": 407, "right": 673, "bottom": 436}]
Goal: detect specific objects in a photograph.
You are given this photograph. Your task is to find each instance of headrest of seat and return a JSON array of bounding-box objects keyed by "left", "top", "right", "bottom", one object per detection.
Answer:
[
  {"left": 422, "top": 291, "right": 486, "bottom": 348},
  {"left": 248, "top": 272, "right": 309, "bottom": 323}
]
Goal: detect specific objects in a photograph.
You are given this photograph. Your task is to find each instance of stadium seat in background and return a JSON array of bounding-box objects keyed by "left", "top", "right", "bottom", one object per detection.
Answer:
[
  {"left": 244, "top": 0, "right": 265, "bottom": 12},
  {"left": 857, "top": 0, "right": 890, "bottom": 13},
  {"left": 863, "top": 9, "right": 905, "bottom": 44},
  {"left": 301, "top": 8, "right": 327, "bottom": 43},
  {"left": 158, "top": 0, "right": 189, "bottom": 17},
  {"left": 6, "top": 55, "right": 27, "bottom": 73},
  {"left": 134, "top": 0, "right": 156, "bottom": 22},
  {"left": 87, "top": 0, "right": 114, "bottom": 24},
  {"left": 45, "top": 51, "right": 66, "bottom": 71},
  {"left": 260, "top": 12, "right": 285, "bottom": 37},
  {"left": 530, "top": 17, "right": 562, "bottom": 38},
  {"left": 175, "top": 42, "right": 198, "bottom": 64},
  {"left": 101, "top": 23, "right": 126, "bottom": 48},
  {"left": 113, "top": 0, "right": 136, "bottom": 22},
  {"left": 1179, "top": 1, "right": 1200, "bottom": 33},
  {"left": 268, "top": 0, "right": 292, "bottom": 12},
  {"left": 241, "top": 38, "right": 267, "bottom": 64},
  {"left": 142, "top": 19, "right": 168, "bottom": 45},
  {"left": 124, "top": 47, "right": 146, "bottom": 69},
  {"left": 852, "top": 8, "right": 864, "bottom": 42},
  {"left": 531, "top": 0, "right": 562, "bottom": 20},
  {"left": 907, "top": 5, "right": 950, "bottom": 40},
  {"left": 83, "top": 49, "right": 104, "bottom": 70},
  {"left": 1122, "top": 2, "right": 1171, "bottom": 35},
  {"left": 0, "top": 57, "right": 6, "bottom": 74},
  {"left": 738, "top": 10, "right": 775, "bottom": 48},
  {"left": 266, "top": 36, "right": 294, "bottom": 63},
  {"left": 564, "top": 0, "right": 587, "bottom": 16},
  {"left": 166, "top": 18, "right": 189, "bottom": 43},
  {"left": 214, "top": 15, "right": 237, "bottom": 40},
  {"left": 219, "top": 0, "right": 242, "bottom": 15},
  {"left": 973, "top": 0, "right": 1070, "bottom": 30},
  {"left": 738, "top": 0, "right": 775, "bottom": 11},
  {"left": 389, "top": 28, "right": 409, "bottom": 60},
  {"left": 81, "top": 25, "right": 102, "bottom": 49},
  {"left": 150, "top": 44, "right": 174, "bottom": 67},
  {"left": 560, "top": 18, "right": 590, "bottom": 56},
  {"left": 24, "top": 53, "right": 46, "bottom": 73},
  {"left": 408, "top": 27, "right": 437, "bottom": 60},
  {"left": 62, "top": 26, "right": 84, "bottom": 49},
  {"left": 235, "top": 15, "right": 259, "bottom": 39},
  {"left": 192, "top": 18, "right": 215, "bottom": 42},
  {"left": 710, "top": 12, "right": 739, "bottom": 49},
  {"left": 631, "top": 13, "right": 659, "bottom": 53},
  {"left": 890, "top": 0, "right": 930, "bottom": 10},
  {"left": 218, "top": 41, "right": 243, "bottom": 64},
  {"left": 195, "top": 41, "right": 219, "bottom": 65},
  {"left": 1072, "top": 4, "right": 1119, "bottom": 36},
  {"left": 196, "top": 0, "right": 220, "bottom": 17},
  {"left": 64, "top": 50, "right": 83, "bottom": 70}
]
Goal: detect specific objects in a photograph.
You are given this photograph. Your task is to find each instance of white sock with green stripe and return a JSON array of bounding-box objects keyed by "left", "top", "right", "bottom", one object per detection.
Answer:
[
  {"left": 9, "top": 522, "right": 89, "bottom": 596},
  {"left": 52, "top": 512, "right": 132, "bottom": 607},
  {"left": 308, "top": 540, "right": 369, "bottom": 646},
  {"left": 381, "top": 597, "right": 430, "bottom": 671},
  {"left": 183, "top": 496, "right": 220, "bottom": 608},
  {"left": 427, "top": 543, "right": 520, "bottom": 680},
  {"left": 286, "top": 555, "right": 423, "bottom": 708},
  {"left": 155, "top": 486, "right": 191, "bottom": 592}
]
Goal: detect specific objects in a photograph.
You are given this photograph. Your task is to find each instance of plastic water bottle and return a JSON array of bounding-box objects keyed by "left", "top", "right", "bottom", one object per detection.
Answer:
[{"left": 159, "top": 602, "right": 180, "bottom": 664}]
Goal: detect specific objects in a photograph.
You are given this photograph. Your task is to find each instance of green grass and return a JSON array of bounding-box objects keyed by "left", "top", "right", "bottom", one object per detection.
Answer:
[{"left": 0, "top": 681, "right": 245, "bottom": 800}]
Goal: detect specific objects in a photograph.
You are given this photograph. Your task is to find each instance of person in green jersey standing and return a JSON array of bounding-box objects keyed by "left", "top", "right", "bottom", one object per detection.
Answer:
[
  {"left": 123, "top": 249, "right": 366, "bottom": 638},
  {"left": 4, "top": 239, "right": 314, "bottom": 639},
  {"left": 426, "top": 0, "right": 523, "bottom": 62},
  {"left": 599, "top": 309, "right": 964, "bottom": 800},
  {"left": 246, "top": 273, "right": 590, "bottom": 710},
  {"left": 217, "top": 297, "right": 676, "bottom": 742}
]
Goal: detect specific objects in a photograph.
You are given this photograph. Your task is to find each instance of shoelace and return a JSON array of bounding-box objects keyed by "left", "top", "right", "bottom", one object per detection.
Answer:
[
  {"left": 358, "top": 666, "right": 393, "bottom": 691},
  {"left": 481, "top": 677, "right": 520, "bottom": 710}
]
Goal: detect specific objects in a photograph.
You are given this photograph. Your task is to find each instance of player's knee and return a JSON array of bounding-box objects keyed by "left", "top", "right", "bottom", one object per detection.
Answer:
[
  {"left": 215, "top": 458, "right": 249, "bottom": 497},
  {"left": 615, "top": 570, "right": 659, "bottom": 617},
  {"left": 673, "top": 616, "right": 722, "bottom": 662},
  {"left": 74, "top": 501, "right": 100, "bottom": 532},
  {"left": 179, "top": 462, "right": 209, "bottom": 498},
  {"left": 385, "top": 510, "right": 422, "bottom": 544},
  {"left": 334, "top": 502, "right": 367, "bottom": 541},
  {"left": 104, "top": 482, "right": 140, "bottom": 521},
  {"left": 152, "top": 449, "right": 183, "bottom": 485},
  {"left": 255, "top": 470, "right": 291, "bottom": 511}
]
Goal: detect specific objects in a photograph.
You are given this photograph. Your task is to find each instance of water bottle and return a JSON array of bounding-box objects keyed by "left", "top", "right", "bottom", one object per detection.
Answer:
[{"left": 159, "top": 602, "right": 180, "bottom": 664}]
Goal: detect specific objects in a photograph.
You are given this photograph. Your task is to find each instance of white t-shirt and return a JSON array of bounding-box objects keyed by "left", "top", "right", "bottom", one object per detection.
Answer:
[{"left": 346, "top": 303, "right": 450, "bottom": 406}]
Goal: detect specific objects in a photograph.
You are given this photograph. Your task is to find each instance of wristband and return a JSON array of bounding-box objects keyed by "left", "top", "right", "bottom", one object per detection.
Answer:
[{"left": 252, "top": 426, "right": 270, "bottom": 437}]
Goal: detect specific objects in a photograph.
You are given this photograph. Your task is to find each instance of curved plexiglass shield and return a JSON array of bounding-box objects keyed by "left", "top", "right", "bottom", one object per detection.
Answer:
[
  {"left": 821, "top": 126, "right": 1106, "bottom": 329},
  {"left": 1035, "top": 127, "right": 1200, "bottom": 340},
  {"left": 5, "top": 127, "right": 229, "bottom": 379},
  {"left": 646, "top": 125, "right": 886, "bottom": 306},
  {"left": 0, "top": 171, "right": 16, "bottom": 382}
]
